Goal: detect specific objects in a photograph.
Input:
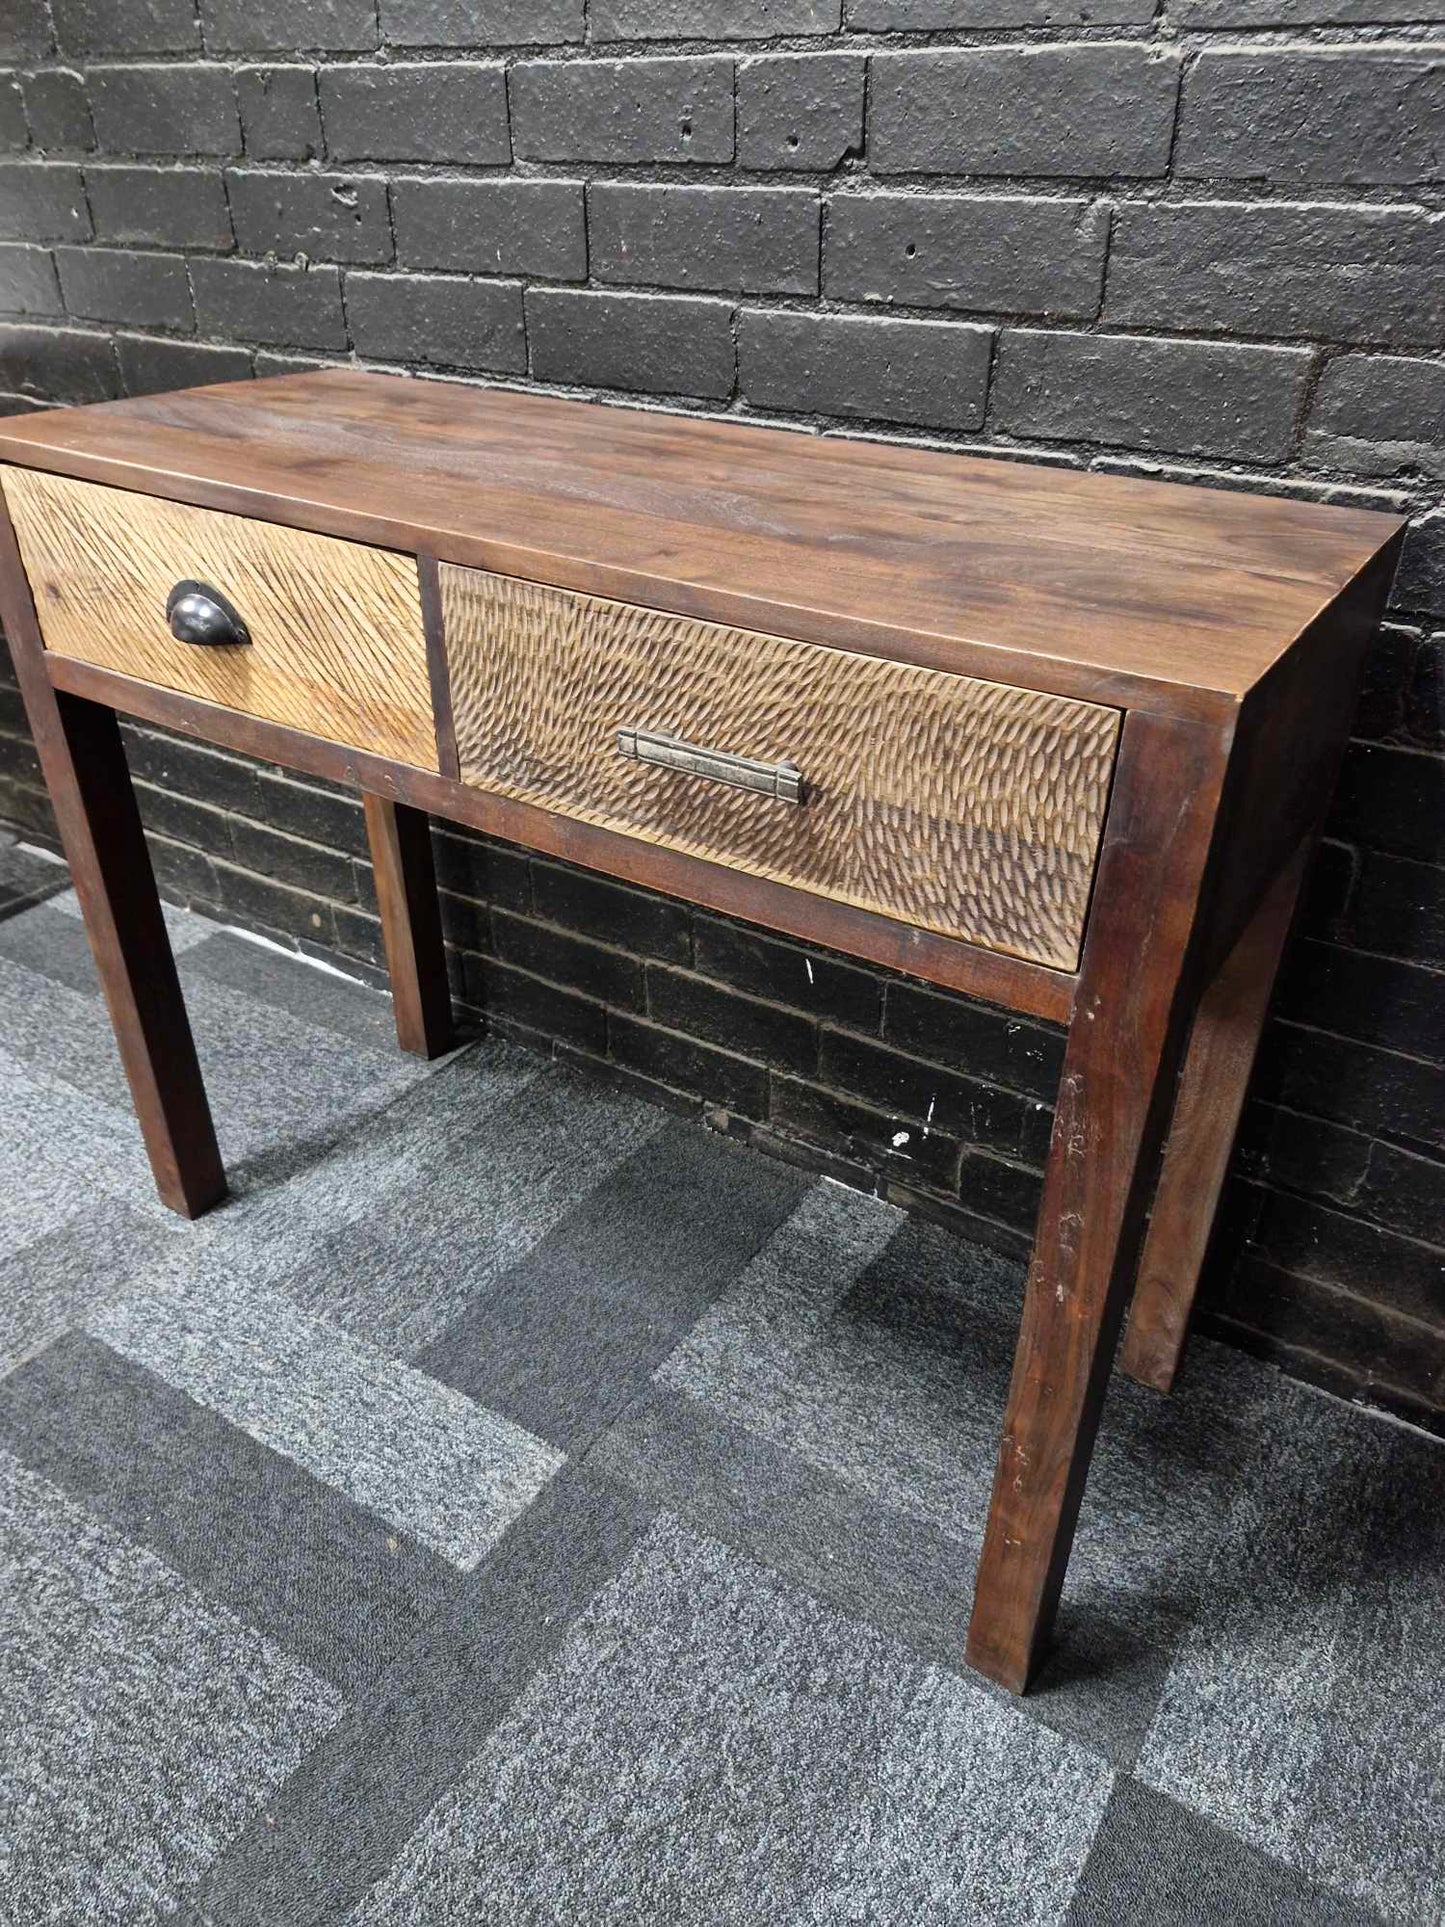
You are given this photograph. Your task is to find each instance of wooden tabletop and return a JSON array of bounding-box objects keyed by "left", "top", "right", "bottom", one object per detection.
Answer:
[{"left": 0, "top": 369, "right": 1403, "bottom": 720}]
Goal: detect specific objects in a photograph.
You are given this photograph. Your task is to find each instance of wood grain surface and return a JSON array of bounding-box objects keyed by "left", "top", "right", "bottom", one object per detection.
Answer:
[
  {"left": 2, "top": 464, "right": 437, "bottom": 770},
  {"left": 443, "top": 563, "right": 1121, "bottom": 972},
  {"left": 0, "top": 370, "right": 1405, "bottom": 720}
]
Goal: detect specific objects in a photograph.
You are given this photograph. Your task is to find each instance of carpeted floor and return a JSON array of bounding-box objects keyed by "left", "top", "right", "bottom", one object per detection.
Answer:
[{"left": 0, "top": 825, "right": 1441, "bottom": 1926}]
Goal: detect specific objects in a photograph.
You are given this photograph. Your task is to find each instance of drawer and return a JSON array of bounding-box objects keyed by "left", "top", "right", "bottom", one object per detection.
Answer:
[
  {"left": 441, "top": 566, "right": 1121, "bottom": 972},
  {"left": 2, "top": 466, "right": 438, "bottom": 771}
]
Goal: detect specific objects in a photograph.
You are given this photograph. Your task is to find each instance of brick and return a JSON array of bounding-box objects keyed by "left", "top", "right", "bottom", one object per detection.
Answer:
[
  {"left": 226, "top": 170, "right": 392, "bottom": 266},
  {"left": 648, "top": 965, "right": 816, "bottom": 1074},
  {"left": 391, "top": 177, "right": 585, "bottom": 279},
  {"left": 1357, "top": 1140, "right": 1445, "bottom": 1251},
  {"left": 820, "top": 1027, "right": 1039, "bottom": 1156},
  {"left": 134, "top": 778, "right": 236, "bottom": 858},
  {"left": 991, "top": 329, "right": 1313, "bottom": 463},
  {"left": 531, "top": 861, "right": 688, "bottom": 962},
  {"left": 202, "top": 0, "right": 378, "bottom": 51},
  {"left": 55, "top": 244, "right": 193, "bottom": 330},
  {"left": 0, "top": 0, "right": 51, "bottom": 59},
  {"left": 0, "top": 160, "right": 89, "bottom": 240},
  {"left": 883, "top": 982, "right": 1064, "bottom": 1101},
  {"left": 693, "top": 917, "right": 881, "bottom": 1034},
  {"left": 608, "top": 1010, "right": 769, "bottom": 1117},
  {"left": 827, "top": 192, "right": 1107, "bottom": 321},
  {"left": 957, "top": 1146, "right": 1043, "bottom": 1232},
  {"left": 0, "top": 244, "right": 62, "bottom": 316},
  {"left": 117, "top": 332, "right": 251, "bottom": 396},
  {"left": 1174, "top": 0, "right": 1445, "bottom": 26},
  {"left": 85, "top": 164, "right": 232, "bottom": 249},
  {"left": 1351, "top": 852, "right": 1445, "bottom": 971},
  {"left": 592, "top": 0, "right": 840, "bottom": 34},
  {"left": 236, "top": 67, "right": 322, "bottom": 161},
  {"left": 1279, "top": 938, "right": 1445, "bottom": 1067},
  {"left": 321, "top": 64, "right": 509, "bottom": 165},
  {"left": 1405, "top": 636, "right": 1445, "bottom": 750},
  {"left": 0, "top": 322, "right": 119, "bottom": 402},
  {"left": 851, "top": 0, "right": 1152, "bottom": 16},
  {"left": 89, "top": 65, "right": 242, "bottom": 157},
  {"left": 1331, "top": 742, "right": 1445, "bottom": 866},
  {"left": 590, "top": 184, "right": 819, "bottom": 296},
  {"left": 191, "top": 258, "right": 346, "bottom": 349},
  {"left": 253, "top": 769, "right": 369, "bottom": 858},
  {"left": 527, "top": 288, "right": 734, "bottom": 399},
  {"left": 1236, "top": 1102, "right": 1373, "bottom": 1210},
  {"left": 23, "top": 70, "right": 93, "bottom": 151},
  {"left": 147, "top": 833, "right": 223, "bottom": 909},
  {"left": 432, "top": 826, "right": 532, "bottom": 914},
  {"left": 1178, "top": 50, "right": 1445, "bottom": 190},
  {"left": 346, "top": 272, "right": 526, "bottom": 373},
  {"left": 1250, "top": 1189, "right": 1444, "bottom": 1329},
  {"left": 461, "top": 953, "right": 609, "bottom": 1053},
  {"left": 869, "top": 46, "right": 1180, "bottom": 179},
  {"left": 123, "top": 726, "right": 261, "bottom": 813},
  {"left": 209, "top": 854, "right": 338, "bottom": 948},
  {"left": 50, "top": 0, "right": 199, "bottom": 54},
  {"left": 0, "top": 72, "right": 25, "bottom": 149},
  {"left": 492, "top": 908, "right": 645, "bottom": 1012},
  {"left": 737, "top": 54, "right": 863, "bottom": 173},
  {"left": 1352, "top": 624, "right": 1419, "bottom": 744},
  {"left": 1391, "top": 508, "right": 1445, "bottom": 622},
  {"left": 252, "top": 350, "right": 338, "bottom": 377},
  {"left": 741, "top": 309, "right": 992, "bottom": 430},
  {"left": 1306, "top": 355, "right": 1445, "bottom": 482},
  {"left": 229, "top": 817, "right": 359, "bottom": 902},
  {"left": 379, "top": 0, "right": 585, "bottom": 42},
  {"left": 1259, "top": 1019, "right": 1445, "bottom": 1158},
  {"left": 770, "top": 1075, "right": 962, "bottom": 1193},
  {"left": 1107, "top": 201, "right": 1445, "bottom": 351},
  {"left": 510, "top": 57, "right": 733, "bottom": 165}
]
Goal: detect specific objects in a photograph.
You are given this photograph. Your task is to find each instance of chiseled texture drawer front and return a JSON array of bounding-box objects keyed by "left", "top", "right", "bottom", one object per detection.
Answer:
[
  {"left": 3, "top": 466, "right": 438, "bottom": 771},
  {"left": 442, "top": 565, "right": 1121, "bottom": 972}
]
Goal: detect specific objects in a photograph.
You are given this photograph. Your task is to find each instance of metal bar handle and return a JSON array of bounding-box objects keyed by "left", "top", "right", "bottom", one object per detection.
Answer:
[{"left": 616, "top": 727, "right": 804, "bottom": 804}]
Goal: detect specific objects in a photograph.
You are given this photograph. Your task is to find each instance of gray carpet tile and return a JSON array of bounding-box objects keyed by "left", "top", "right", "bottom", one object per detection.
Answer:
[
  {"left": 1066, "top": 1779, "right": 1389, "bottom": 1926},
  {"left": 0, "top": 833, "right": 68, "bottom": 919},
  {"left": 0, "top": 1446, "right": 343, "bottom": 1927},
  {"left": 418, "top": 1120, "right": 812, "bottom": 1452},
  {"left": 2, "top": 878, "right": 1442, "bottom": 1925},
  {"left": 87, "top": 1272, "right": 564, "bottom": 1570},
  {"left": 186, "top": 1465, "right": 655, "bottom": 1927},
  {"left": 348, "top": 1513, "right": 1115, "bottom": 1927},
  {"left": 47, "top": 881, "right": 217, "bottom": 952},
  {"left": 1137, "top": 1388, "right": 1445, "bottom": 1924},
  {"left": 0, "top": 1333, "right": 463, "bottom": 1698},
  {"left": 266, "top": 1062, "right": 670, "bottom": 1356}
]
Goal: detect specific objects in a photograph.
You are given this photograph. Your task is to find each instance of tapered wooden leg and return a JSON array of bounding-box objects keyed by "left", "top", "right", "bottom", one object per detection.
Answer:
[
  {"left": 1120, "top": 846, "right": 1308, "bottom": 1394},
  {"left": 0, "top": 497, "right": 225, "bottom": 1218},
  {"left": 965, "top": 712, "right": 1230, "bottom": 1694},
  {"left": 363, "top": 791, "right": 452, "bottom": 1059}
]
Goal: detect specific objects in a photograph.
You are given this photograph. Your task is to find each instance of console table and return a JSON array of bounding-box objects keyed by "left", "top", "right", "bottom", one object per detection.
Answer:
[{"left": 0, "top": 371, "right": 1403, "bottom": 1695}]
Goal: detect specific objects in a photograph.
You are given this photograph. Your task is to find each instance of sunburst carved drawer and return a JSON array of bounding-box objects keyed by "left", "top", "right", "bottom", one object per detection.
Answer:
[
  {"left": 1, "top": 467, "right": 438, "bottom": 771},
  {"left": 440, "top": 564, "right": 1122, "bottom": 973}
]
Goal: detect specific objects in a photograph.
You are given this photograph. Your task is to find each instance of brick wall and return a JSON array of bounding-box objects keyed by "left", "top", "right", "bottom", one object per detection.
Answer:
[{"left": 1, "top": 0, "right": 1442, "bottom": 1428}]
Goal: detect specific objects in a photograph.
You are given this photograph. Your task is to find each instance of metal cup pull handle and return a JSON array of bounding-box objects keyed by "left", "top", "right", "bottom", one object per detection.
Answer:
[{"left": 166, "top": 579, "right": 251, "bottom": 648}]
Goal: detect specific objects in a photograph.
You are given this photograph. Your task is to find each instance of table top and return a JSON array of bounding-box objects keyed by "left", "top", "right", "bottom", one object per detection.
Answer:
[{"left": 0, "top": 369, "right": 1403, "bottom": 720}]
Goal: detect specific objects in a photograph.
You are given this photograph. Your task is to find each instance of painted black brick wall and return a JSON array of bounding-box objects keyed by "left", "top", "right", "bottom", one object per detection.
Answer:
[{"left": 0, "top": 1, "right": 1442, "bottom": 1429}]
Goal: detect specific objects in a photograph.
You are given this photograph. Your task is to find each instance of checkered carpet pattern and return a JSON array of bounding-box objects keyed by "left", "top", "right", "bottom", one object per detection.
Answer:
[{"left": 0, "top": 828, "right": 1439, "bottom": 1926}]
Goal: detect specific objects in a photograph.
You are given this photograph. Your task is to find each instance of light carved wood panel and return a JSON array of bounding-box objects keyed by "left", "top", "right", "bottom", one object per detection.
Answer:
[
  {"left": 442, "top": 565, "right": 1122, "bottom": 971},
  {"left": 3, "top": 466, "right": 437, "bottom": 770}
]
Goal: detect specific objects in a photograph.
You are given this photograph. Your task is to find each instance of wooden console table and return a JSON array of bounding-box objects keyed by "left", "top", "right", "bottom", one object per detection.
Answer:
[{"left": 0, "top": 372, "right": 1403, "bottom": 1694}]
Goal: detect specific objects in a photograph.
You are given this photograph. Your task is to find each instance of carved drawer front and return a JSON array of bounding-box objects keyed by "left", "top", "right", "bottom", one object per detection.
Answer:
[
  {"left": 2, "top": 467, "right": 438, "bottom": 771},
  {"left": 441, "top": 566, "right": 1121, "bottom": 972}
]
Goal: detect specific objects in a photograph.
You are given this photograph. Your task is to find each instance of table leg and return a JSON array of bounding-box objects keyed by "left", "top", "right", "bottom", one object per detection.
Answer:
[
  {"left": 1120, "top": 846, "right": 1308, "bottom": 1393},
  {"left": 1, "top": 495, "right": 225, "bottom": 1219},
  {"left": 363, "top": 792, "right": 452, "bottom": 1059},
  {"left": 965, "top": 711, "right": 1230, "bottom": 1694}
]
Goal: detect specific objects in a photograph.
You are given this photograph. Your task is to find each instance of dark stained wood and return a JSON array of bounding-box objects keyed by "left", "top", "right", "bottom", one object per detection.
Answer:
[
  {"left": 418, "top": 554, "right": 460, "bottom": 782},
  {"left": 965, "top": 708, "right": 1233, "bottom": 1695},
  {"left": 43, "top": 653, "right": 1080, "bottom": 1026},
  {"left": 362, "top": 791, "right": 453, "bottom": 1060},
  {"left": 0, "top": 370, "right": 1404, "bottom": 721},
  {"left": 0, "top": 495, "right": 225, "bottom": 1218},
  {"left": 1120, "top": 845, "right": 1308, "bottom": 1394}
]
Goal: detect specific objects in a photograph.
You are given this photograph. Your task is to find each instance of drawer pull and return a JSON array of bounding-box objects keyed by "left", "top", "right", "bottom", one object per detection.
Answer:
[
  {"left": 616, "top": 727, "right": 804, "bottom": 804},
  {"left": 166, "top": 579, "right": 251, "bottom": 648}
]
